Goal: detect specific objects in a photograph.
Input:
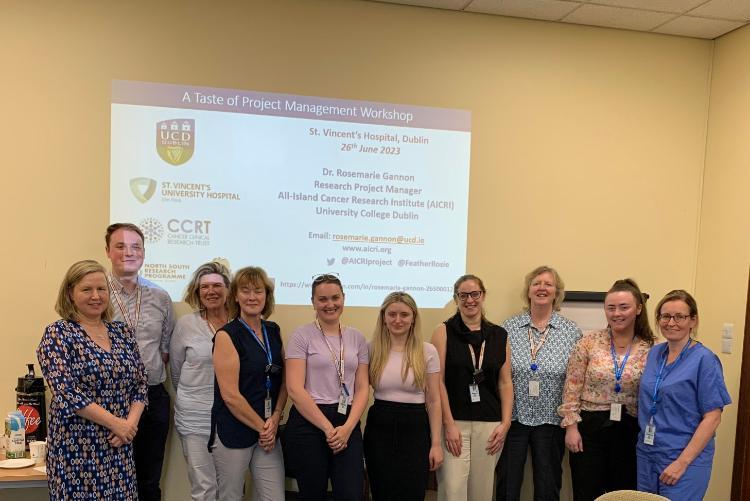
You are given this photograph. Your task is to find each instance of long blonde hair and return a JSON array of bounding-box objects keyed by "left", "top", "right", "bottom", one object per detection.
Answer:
[{"left": 369, "top": 292, "right": 426, "bottom": 390}]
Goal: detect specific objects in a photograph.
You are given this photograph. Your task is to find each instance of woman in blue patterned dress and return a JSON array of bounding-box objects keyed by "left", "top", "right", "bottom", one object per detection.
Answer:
[{"left": 37, "top": 260, "right": 148, "bottom": 500}]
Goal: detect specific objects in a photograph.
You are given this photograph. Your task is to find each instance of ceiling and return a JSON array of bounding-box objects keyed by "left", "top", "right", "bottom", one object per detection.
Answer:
[{"left": 366, "top": 0, "right": 750, "bottom": 39}]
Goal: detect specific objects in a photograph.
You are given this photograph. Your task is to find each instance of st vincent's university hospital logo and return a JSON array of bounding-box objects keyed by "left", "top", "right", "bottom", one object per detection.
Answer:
[
  {"left": 129, "top": 177, "right": 157, "bottom": 203},
  {"left": 156, "top": 119, "right": 195, "bottom": 166}
]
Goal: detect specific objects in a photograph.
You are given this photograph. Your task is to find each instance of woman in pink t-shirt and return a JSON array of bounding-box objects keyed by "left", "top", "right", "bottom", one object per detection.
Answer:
[
  {"left": 284, "top": 274, "right": 370, "bottom": 500},
  {"left": 364, "top": 291, "right": 443, "bottom": 501}
]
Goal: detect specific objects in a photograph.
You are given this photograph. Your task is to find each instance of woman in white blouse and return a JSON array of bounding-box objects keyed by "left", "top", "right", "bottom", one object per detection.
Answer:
[{"left": 169, "top": 261, "right": 231, "bottom": 501}]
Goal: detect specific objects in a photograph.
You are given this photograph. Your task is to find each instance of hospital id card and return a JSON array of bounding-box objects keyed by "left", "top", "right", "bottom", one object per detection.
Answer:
[
  {"left": 644, "top": 423, "right": 656, "bottom": 445},
  {"left": 609, "top": 402, "right": 622, "bottom": 422},
  {"left": 338, "top": 393, "right": 348, "bottom": 415},
  {"left": 469, "top": 384, "right": 481, "bottom": 403},
  {"left": 528, "top": 380, "right": 540, "bottom": 397}
]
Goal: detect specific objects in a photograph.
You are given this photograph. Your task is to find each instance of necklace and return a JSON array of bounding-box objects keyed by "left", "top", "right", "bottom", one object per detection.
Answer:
[
  {"left": 80, "top": 321, "right": 110, "bottom": 346},
  {"left": 611, "top": 330, "right": 634, "bottom": 350},
  {"left": 204, "top": 311, "right": 228, "bottom": 335}
]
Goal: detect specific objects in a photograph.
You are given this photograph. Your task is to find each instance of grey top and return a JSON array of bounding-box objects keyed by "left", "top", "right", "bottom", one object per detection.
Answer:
[
  {"left": 170, "top": 311, "right": 215, "bottom": 436},
  {"left": 110, "top": 275, "right": 175, "bottom": 386}
]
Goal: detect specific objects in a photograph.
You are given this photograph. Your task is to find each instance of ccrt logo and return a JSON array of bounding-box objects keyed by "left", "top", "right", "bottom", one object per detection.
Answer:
[
  {"left": 156, "top": 119, "right": 195, "bottom": 166},
  {"left": 167, "top": 219, "right": 211, "bottom": 234},
  {"left": 139, "top": 217, "right": 165, "bottom": 243}
]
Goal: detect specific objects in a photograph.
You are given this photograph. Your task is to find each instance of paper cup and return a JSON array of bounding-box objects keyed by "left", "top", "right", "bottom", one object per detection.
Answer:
[{"left": 29, "top": 441, "right": 46, "bottom": 464}]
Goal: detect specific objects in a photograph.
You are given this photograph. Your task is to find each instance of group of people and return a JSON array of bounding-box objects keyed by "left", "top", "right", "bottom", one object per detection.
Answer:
[
  {"left": 495, "top": 272, "right": 731, "bottom": 501},
  {"left": 35, "top": 222, "right": 731, "bottom": 501}
]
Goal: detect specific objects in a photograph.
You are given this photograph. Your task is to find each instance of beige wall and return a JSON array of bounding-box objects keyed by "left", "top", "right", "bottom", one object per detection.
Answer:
[
  {"left": 2, "top": 0, "right": 739, "bottom": 499},
  {"left": 694, "top": 22, "right": 750, "bottom": 501}
]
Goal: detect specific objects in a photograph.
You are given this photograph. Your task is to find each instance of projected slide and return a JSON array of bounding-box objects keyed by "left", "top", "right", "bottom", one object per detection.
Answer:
[{"left": 111, "top": 80, "right": 471, "bottom": 307}]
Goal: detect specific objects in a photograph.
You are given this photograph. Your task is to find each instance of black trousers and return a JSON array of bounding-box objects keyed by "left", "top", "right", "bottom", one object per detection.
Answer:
[
  {"left": 283, "top": 404, "right": 364, "bottom": 501},
  {"left": 568, "top": 410, "right": 639, "bottom": 501},
  {"left": 133, "top": 383, "right": 170, "bottom": 501},
  {"left": 496, "top": 422, "right": 566, "bottom": 501},
  {"left": 363, "top": 400, "right": 430, "bottom": 501}
]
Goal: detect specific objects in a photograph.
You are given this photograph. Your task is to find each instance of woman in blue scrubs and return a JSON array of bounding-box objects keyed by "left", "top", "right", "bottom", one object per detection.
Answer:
[{"left": 636, "top": 290, "right": 731, "bottom": 500}]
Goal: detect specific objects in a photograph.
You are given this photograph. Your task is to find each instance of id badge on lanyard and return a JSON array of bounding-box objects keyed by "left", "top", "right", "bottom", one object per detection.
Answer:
[
  {"left": 528, "top": 380, "right": 540, "bottom": 397},
  {"left": 644, "top": 418, "right": 656, "bottom": 445},
  {"left": 263, "top": 376, "right": 273, "bottom": 419},
  {"left": 609, "top": 331, "right": 633, "bottom": 422},
  {"left": 644, "top": 340, "right": 692, "bottom": 445},
  {"left": 528, "top": 325, "right": 549, "bottom": 398},
  {"left": 264, "top": 395, "right": 273, "bottom": 419},
  {"left": 338, "top": 385, "right": 350, "bottom": 415},
  {"left": 317, "top": 320, "right": 349, "bottom": 415},
  {"left": 469, "top": 384, "right": 481, "bottom": 402},
  {"left": 468, "top": 340, "right": 485, "bottom": 403},
  {"left": 240, "top": 319, "right": 275, "bottom": 419},
  {"left": 610, "top": 402, "right": 622, "bottom": 421}
]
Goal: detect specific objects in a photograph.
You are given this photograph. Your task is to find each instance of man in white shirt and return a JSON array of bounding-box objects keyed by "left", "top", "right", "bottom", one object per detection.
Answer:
[{"left": 105, "top": 222, "right": 175, "bottom": 501}]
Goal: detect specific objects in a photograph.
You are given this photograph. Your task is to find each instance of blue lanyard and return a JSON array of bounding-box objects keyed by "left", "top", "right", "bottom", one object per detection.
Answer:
[
  {"left": 649, "top": 339, "right": 692, "bottom": 416},
  {"left": 239, "top": 318, "right": 273, "bottom": 391},
  {"left": 609, "top": 331, "right": 633, "bottom": 394}
]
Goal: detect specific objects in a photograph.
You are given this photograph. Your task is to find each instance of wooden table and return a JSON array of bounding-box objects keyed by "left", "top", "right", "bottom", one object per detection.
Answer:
[{"left": 0, "top": 463, "right": 46, "bottom": 489}]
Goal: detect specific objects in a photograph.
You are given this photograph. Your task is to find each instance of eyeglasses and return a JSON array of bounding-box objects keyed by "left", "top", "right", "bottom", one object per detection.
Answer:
[
  {"left": 312, "top": 273, "right": 340, "bottom": 283},
  {"left": 657, "top": 313, "right": 692, "bottom": 323},
  {"left": 456, "top": 290, "right": 483, "bottom": 302}
]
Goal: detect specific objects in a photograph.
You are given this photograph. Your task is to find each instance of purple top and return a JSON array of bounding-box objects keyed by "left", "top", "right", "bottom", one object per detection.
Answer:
[
  {"left": 286, "top": 322, "right": 369, "bottom": 404},
  {"left": 372, "top": 342, "right": 440, "bottom": 404}
]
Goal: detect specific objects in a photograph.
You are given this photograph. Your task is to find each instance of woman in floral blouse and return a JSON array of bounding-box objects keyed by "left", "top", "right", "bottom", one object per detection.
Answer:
[{"left": 558, "top": 278, "right": 654, "bottom": 500}]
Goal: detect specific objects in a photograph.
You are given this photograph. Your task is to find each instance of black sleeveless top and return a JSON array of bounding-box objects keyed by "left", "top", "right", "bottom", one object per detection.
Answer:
[
  {"left": 209, "top": 318, "right": 283, "bottom": 449},
  {"left": 444, "top": 312, "right": 507, "bottom": 422}
]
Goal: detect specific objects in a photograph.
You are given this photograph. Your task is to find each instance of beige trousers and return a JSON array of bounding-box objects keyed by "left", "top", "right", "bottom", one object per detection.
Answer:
[
  {"left": 211, "top": 435, "right": 285, "bottom": 501},
  {"left": 437, "top": 420, "right": 501, "bottom": 501}
]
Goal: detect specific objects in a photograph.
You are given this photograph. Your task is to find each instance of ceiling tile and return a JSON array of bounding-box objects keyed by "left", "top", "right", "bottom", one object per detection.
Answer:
[
  {"left": 689, "top": 0, "right": 750, "bottom": 21},
  {"left": 467, "top": 0, "right": 581, "bottom": 21},
  {"left": 654, "top": 14, "right": 744, "bottom": 38},
  {"left": 373, "top": 0, "right": 469, "bottom": 9},
  {"left": 591, "top": 0, "right": 705, "bottom": 14},
  {"left": 563, "top": 4, "right": 675, "bottom": 30}
]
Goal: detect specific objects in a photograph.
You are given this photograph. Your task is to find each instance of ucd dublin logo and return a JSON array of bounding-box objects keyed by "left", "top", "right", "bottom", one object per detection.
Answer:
[
  {"left": 130, "top": 178, "right": 157, "bottom": 203},
  {"left": 156, "top": 119, "right": 195, "bottom": 166}
]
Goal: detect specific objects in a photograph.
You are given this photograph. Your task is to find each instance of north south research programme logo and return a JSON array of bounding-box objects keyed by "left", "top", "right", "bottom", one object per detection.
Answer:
[
  {"left": 130, "top": 177, "right": 157, "bottom": 203},
  {"left": 139, "top": 218, "right": 164, "bottom": 243},
  {"left": 156, "top": 119, "right": 195, "bottom": 166}
]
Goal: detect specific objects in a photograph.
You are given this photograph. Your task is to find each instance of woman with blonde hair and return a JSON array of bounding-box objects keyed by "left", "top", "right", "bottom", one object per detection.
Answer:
[
  {"left": 38, "top": 260, "right": 147, "bottom": 500},
  {"left": 170, "top": 261, "right": 231, "bottom": 500},
  {"left": 496, "top": 266, "right": 581, "bottom": 501},
  {"left": 209, "top": 266, "right": 287, "bottom": 501},
  {"left": 364, "top": 291, "right": 443, "bottom": 501}
]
